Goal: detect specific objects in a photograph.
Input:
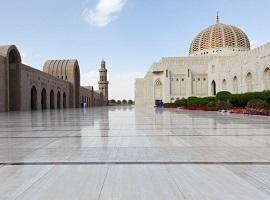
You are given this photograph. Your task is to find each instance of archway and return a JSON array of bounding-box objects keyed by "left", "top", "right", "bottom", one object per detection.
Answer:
[
  {"left": 57, "top": 91, "right": 61, "bottom": 109},
  {"left": 41, "top": 89, "right": 47, "bottom": 110},
  {"left": 211, "top": 80, "right": 216, "bottom": 96},
  {"left": 263, "top": 68, "right": 270, "bottom": 90},
  {"left": 31, "top": 86, "right": 37, "bottom": 110},
  {"left": 246, "top": 72, "right": 253, "bottom": 92},
  {"left": 50, "top": 90, "right": 54, "bottom": 109},
  {"left": 233, "top": 76, "right": 238, "bottom": 93},
  {"left": 63, "top": 92, "right": 66, "bottom": 108},
  {"left": 154, "top": 79, "right": 163, "bottom": 100},
  {"left": 8, "top": 49, "right": 21, "bottom": 111},
  {"left": 74, "top": 65, "right": 80, "bottom": 107}
]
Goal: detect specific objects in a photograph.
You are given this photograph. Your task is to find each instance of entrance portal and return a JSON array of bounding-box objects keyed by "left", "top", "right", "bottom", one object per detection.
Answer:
[{"left": 154, "top": 79, "right": 163, "bottom": 101}]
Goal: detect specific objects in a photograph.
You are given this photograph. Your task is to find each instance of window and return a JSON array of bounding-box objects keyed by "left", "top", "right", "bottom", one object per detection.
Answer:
[
  {"left": 246, "top": 72, "right": 253, "bottom": 92},
  {"left": 222, "top": 79, "right": 227, "bottom": 90},
  {"left": 212, "top": 65, "right": 215, "bottom": 73}
]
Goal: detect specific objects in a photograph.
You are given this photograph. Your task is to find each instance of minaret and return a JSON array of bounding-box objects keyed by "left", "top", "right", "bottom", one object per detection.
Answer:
[
  {"left": 216, "top": 11, "right": 220, "bottom": 23},
  {"left": 98, "top": 59, "right": 109, "bottom": 105}
]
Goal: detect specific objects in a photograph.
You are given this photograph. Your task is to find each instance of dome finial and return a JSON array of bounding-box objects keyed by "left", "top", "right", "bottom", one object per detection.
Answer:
[{"left": 216, "top": 11, "right": 220, "bottom": 23}]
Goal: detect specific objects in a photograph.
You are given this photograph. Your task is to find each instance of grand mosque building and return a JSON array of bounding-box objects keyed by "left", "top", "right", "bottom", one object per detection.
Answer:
[
  {"left": 0, "top": 45, "right": 109, "bottom": 112},
  {"left": 135, "top": 16, "right": 270, "bottom": 106}
]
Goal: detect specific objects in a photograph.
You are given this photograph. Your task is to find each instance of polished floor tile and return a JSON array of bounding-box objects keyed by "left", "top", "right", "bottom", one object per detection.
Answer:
[{"left": 0, "top": 106, "right": 270, "bottom": 199}]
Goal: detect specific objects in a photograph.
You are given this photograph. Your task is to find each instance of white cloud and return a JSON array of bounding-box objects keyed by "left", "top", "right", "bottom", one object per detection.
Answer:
[
  {"left": 81, "top": 70, "right": 144, "bottom": 100},
  {"left": 83, "top": 0, "right": 127, "bottom": 27}
]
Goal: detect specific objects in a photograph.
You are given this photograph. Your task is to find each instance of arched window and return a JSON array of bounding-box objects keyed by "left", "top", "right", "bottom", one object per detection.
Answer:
[
  {"left": 222, "top": 79, "right": 227, "bottom": 91},
  {"left": 263, "top": 68, "right": 270, "bottom": 90},
  {"left": 211, "top": 65, "right": 215, "bottom": 73},
  {"left": 246, "top": 72, "right": 253, "bottom": 92},
  {"left": 233, "top": 76, "right": 238, "bottom": 93}
]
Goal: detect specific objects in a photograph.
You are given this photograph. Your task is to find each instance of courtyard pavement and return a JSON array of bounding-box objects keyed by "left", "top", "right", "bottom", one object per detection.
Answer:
[{"left": 1, "top": 106, "right": 270, "bottom": 199}]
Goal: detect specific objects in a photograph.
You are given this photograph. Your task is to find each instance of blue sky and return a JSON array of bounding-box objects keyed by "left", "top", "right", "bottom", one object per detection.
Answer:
[{"left": 1, "top": 0, "right": 270, "bottom": 100}]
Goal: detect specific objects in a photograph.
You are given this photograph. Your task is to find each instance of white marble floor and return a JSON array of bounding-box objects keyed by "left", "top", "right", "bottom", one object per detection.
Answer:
[{"left": 1, "top": 107, "right": 270, "bottom": 199}]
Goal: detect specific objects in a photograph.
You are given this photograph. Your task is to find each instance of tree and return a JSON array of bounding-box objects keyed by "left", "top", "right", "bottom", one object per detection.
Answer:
[
  {"left": 122, "top": 99, "right": 127, "bottom": 105},
  {"left": 117, "top": 100, "right": 122, "bottom": 105},
  {"left": 128, "top": 100, "right": 134, "bottom": 105},
  {"left": 109, "top": 99, "right": 116, "bottom": 105}
]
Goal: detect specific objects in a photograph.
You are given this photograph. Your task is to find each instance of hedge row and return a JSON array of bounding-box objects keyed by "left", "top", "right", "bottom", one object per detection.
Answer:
[
  {"left": 172, "top": 90, "right": 270, "bottom": 108},
  {"left": 175, "top": 97, "right": 217, "bottom": 107}
]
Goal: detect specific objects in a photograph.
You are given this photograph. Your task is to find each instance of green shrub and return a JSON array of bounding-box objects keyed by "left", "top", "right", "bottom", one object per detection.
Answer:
[
  {"left": 217, "top": 101, "right": 233, "bottom": 111},
  {"left": 187, "top": 96, "right": 217, "bottom": 106},
  {"left": 216, "top": 91, "right": 231, "bottom": 101},
  {"left": 164, "top": 103, "right": 176, "bottom": 107},
  {"left": 169, "top": 91, "right": 270, "bottom": 109},
  {"left": 229, "top": 91, "right": 270, "bottom": 107},
  {"left": 246, "top": 99, "right": 269, "bottom": 109},
  {"left": 175, "top": 98, "right": 187, "bottom": 107}
]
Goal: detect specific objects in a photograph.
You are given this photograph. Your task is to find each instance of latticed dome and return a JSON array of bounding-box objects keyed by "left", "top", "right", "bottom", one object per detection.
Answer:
[{"left": 189, "top": 17, "right": 250, "bottom": 56}]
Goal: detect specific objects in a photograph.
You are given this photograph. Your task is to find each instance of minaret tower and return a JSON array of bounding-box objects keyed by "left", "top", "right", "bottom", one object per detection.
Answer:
[{"left": 98, "top": 59, "right": 109, "bottom": 105}]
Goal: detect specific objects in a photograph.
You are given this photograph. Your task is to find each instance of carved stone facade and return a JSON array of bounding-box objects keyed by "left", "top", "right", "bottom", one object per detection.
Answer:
[{"left": 135, "top": 19, "right": 270, "bottom": 106}]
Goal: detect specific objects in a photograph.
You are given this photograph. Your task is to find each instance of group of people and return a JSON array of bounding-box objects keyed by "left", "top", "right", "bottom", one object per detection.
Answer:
[
  {"left": 81, "top": 102, "right": 87, "bottom": 108},
  {"left": 155, "top": 100, "right": 164, "bottom": 108}
]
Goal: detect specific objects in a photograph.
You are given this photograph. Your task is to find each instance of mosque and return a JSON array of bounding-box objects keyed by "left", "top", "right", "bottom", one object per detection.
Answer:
[
  {"left": 135, "top": 16, "right": 270, "bottom": 106},
  {"left": 0, "top": 45, "right": 109, "bottom": 112}
]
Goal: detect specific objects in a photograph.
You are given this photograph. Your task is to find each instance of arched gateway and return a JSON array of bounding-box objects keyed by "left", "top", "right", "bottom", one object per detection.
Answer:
[
  {"left": 31, "top": 86, "right": 37, "bottom": 110},
  {"left": 211, "top": 80, "right": 216, "bottom": 96}
]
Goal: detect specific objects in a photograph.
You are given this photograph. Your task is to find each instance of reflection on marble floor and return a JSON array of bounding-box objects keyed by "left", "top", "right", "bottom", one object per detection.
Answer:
[{"left": 1, "top": 107, "right": 270, "bottom": 199}]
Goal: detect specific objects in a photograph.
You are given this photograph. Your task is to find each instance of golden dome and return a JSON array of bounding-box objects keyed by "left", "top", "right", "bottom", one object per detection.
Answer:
[{"left": 189, "top": 17, "right": 250, "bottom": 56}]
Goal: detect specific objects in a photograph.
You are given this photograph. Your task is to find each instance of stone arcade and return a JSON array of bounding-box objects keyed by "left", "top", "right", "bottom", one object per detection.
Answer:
[
  {"left": 0, "top": 45, "right": 109, "bottom": 112},
  {"left": 135, "top": 17, "right": 270, "bottom": 106}
]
